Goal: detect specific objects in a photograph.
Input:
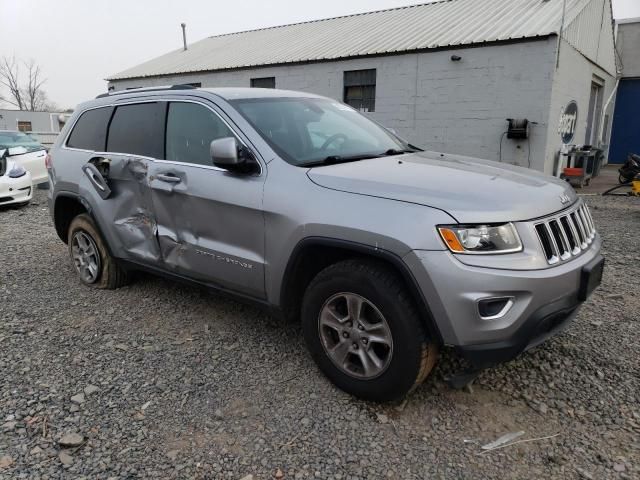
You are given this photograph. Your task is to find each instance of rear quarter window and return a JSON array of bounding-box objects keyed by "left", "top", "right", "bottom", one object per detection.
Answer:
[
  {"left": 66, "top": 107, "right": 114, "bottom": 151},
  {"left": 107, "top": 103, "right": 165, "bottom": 158}
]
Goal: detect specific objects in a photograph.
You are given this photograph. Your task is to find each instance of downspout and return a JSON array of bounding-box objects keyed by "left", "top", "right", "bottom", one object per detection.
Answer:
[
  {"left": 555, "top": 0, "right": 568, "bottom": 69},
  {"left": 598, "top": 76, "right": 619, "bottom": 147}
]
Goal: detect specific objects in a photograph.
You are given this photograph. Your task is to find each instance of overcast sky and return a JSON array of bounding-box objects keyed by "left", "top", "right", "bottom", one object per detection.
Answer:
[{"left": 1, "top": 0, "right": 638, "bottom": 109}]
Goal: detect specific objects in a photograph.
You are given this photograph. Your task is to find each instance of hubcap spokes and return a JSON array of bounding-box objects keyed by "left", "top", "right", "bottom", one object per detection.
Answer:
[
  {"left": 318, "top": 293, "right": 393, "bottom": 379},
  {"left": 71, "top": 231, "right": 101, "bottom": 283}
]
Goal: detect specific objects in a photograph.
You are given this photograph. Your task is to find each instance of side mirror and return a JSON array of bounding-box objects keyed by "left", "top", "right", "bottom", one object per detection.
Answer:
[
  {"left": 211, "top": 137, "right": 241, "bottom": 167},
  {"left": 210, "top": 137, "right": 256, "bottom": 173},
  {"left": 7, "top": 146, "right": 28, "bottom": 156}
]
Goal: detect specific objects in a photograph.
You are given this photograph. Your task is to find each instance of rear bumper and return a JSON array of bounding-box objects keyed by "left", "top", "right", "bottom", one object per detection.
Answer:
[{"left": 404, "top": 241, "right": 603, "bottom": 368}]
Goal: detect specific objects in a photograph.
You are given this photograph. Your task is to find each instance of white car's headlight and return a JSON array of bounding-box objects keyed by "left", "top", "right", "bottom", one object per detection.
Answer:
[
  {"left": 438, "top": 223, "right": 522, "bottom": 254},
  {"left": 8, "top": 165, "right": 27, "bottom": 178}
]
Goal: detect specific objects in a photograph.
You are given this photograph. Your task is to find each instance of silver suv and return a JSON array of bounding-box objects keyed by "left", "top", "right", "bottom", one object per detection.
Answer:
[{"left": 48, "top": 86, "right": 604, "bottom": 401}]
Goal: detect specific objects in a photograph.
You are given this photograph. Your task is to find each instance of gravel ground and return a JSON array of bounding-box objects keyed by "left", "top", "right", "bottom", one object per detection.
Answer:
[{"left": 1, "top": 190, "right": 639, "bottom": 480}]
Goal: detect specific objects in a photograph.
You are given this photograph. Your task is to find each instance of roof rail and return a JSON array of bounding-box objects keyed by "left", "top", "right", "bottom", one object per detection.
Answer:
[{"left": 96, "top": 84, "right": 197, "bottom": 99}]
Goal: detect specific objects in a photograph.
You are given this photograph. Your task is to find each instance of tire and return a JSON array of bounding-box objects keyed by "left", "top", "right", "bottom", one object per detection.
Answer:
[
  {"left": 619, "top": 174, "right": 630, "bottom": 184},
  {"left": 67, "top": 213, "right": 129, "bottom": 289},
  {"left": 301, "top": 259, "right": 438, "bottom": 402}
]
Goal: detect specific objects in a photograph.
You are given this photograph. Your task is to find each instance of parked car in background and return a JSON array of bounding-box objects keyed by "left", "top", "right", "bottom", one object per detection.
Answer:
[
  {"left": 47, "top": 87, "right": 603, "bottom": 401},
  {"left": 0, "top": 147, "right": 33, "bottom": 207},
  {"left": 0, "top": 131, "right": 48, "bottom": 185}
]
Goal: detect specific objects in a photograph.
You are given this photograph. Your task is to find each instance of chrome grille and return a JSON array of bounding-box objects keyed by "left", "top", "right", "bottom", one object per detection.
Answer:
[{"left": 535, "top": 202, "right": 596, "bottom": 265}]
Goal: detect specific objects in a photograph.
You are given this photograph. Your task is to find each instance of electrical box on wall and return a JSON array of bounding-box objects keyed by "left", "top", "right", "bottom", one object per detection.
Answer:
[{"left": 506, "top": 119, "right": 530, "bottom": 139}]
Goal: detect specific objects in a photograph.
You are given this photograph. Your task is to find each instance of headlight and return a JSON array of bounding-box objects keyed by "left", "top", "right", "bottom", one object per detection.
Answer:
[
  {"left": 8, "top": 165, "right": 27, "bottom": 178},
  {"left": 438, "top": 223, "right": 522, "bottom": 254}
]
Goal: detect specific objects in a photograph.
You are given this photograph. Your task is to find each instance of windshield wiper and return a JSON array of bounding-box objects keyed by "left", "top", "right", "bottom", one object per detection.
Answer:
[
  {"left": 303, "top": 154, "right": 381, "bottom": 168},
  {"left": 381, "top": 147, "right": 422, "bottom": 156},
  {"left": 303, "top": 146, "right": 423, "bottom": 167}
]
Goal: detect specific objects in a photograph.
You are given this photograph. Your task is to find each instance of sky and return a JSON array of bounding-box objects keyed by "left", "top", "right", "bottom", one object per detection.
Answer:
[{"left": 1, "top": 0, "right": 639, "bottom": 110}]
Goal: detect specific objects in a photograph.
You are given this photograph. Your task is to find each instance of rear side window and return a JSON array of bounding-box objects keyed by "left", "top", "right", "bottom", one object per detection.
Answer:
[
  {"left": 165, "top": 102, "right": 235, "bottom": 166},
  {"left": 66, "top": 107, "right": 113, "bottom": 151},
  {"left": 107, "top": 103, "right": 165, "bottom": 158}
]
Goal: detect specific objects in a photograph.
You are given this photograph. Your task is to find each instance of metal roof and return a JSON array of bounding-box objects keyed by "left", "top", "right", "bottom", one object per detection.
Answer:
[{"left": 107, "top": 0, "right": 601, "bottom": 81}]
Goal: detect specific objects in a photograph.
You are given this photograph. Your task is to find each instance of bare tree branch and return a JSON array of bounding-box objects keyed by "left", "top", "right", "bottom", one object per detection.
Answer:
[
  {"left": 0, "top": 56, "right": 25, "bottom": 110},
  {"left": 0, "top": 56, "right": 52, "bottom": 111},
  {"left": 24, "top": 59, "right": 47, "bottom": 111}
]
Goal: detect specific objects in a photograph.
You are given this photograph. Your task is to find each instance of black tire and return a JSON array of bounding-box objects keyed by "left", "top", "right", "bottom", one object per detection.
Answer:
[
  {"left": 302, "top": 259, "right": 438, "bottom": 402},
  {"left": 67, "top": 214, "right": 129, "bottom": 289}
]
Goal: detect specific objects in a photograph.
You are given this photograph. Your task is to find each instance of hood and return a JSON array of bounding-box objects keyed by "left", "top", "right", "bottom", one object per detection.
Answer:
[{"left": 307, "top": 151, "right": 577, "bottom": 223}]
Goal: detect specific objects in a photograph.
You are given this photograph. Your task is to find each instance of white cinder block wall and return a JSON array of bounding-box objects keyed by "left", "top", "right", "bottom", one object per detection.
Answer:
[
  {"left": 544, "top": 38, "right": 616, "bottom": 174},
  {"left": 109, "top": 36, "right": 614, "bottom": 174}
]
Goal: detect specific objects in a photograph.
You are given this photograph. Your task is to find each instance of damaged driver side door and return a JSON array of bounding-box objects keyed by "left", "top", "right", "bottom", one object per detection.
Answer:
[{"left": 148, "top": 100, "right": 266, "bottom": 299}]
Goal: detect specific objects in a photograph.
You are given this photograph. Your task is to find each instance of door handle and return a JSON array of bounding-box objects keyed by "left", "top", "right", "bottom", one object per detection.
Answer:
[
  {"left": 156, "top": 173, "right": 182, "bottom": 184},
  {"left": 82, "top": 163, "right": 112, "bottom": 199}
]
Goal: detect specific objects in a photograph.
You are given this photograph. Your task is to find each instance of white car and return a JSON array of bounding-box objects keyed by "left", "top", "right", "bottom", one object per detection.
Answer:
[
  {"left": 0, "top": 131, "right": 48, "bottom": 185},
  {"left": 0, "top": 147, "right": 33, "bottom": 207}
]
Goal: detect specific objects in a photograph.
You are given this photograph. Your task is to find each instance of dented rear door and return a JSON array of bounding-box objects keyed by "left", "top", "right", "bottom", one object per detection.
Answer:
[
  {"left": 148, "top": 100, "right": 266, "bottom": 299},
  {"left": 94, "top": 101, "right": 166, "bottom": 265}
]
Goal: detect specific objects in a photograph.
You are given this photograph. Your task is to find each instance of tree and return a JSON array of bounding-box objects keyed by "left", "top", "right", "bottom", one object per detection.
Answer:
[
  {"left": 0, "top": 56, "right": 25, "bottom": 109},
  {"left": 0, "top": 56, "right": 55, "bottom": 111}
]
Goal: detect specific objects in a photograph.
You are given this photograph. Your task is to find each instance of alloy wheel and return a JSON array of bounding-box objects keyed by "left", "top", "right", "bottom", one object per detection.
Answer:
[
  {"left": 318, "top": 292, "right": 394, "bottom": 379},
  {"left": 71, "top": 231, "right": 101, "bottom": 284}
]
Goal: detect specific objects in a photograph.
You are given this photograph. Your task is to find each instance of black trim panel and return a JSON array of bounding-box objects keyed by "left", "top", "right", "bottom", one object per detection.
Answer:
[
  {"left": 458, "top": 294, "right": 581, "bottom": 369},
  {"left": 281, "top": 237, "right": 444, "bottom": 344}
]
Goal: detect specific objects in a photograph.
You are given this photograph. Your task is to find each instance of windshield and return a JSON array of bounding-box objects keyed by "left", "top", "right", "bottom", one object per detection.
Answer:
[
  {"left": 231, "top": 97, "right": 412, "bottom": 166},
  {"left": 0, "top": 131, "right": 45, "bottom": 153}
]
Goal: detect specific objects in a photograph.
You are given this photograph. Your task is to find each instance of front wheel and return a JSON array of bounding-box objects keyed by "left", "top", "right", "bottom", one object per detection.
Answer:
[
  {"left": 301, "top": 259, "right": 438, "bottom": 401},
  {"left": 68, "top": 214, "right": 129, "bottom": 289}
]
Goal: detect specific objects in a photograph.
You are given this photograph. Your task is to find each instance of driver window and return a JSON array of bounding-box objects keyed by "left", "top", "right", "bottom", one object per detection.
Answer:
[{"left": 165, "top": 102, "right": 235, "bottom": 166}]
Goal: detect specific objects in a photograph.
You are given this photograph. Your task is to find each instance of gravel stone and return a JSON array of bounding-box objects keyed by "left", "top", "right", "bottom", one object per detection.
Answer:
[
  {"left": 58, "top": 451, "right": 73, "bottom": 466},
  {"left": 0, "top": 190, "right": 638, "bottom": 479},
  {"left": 58, "top": 433, "right": 84, "bottom": 447},
  {"left": 84, "top": 385, "right": 100, "bottom": 396},
  {"left": 70, "top": 393, "right": 85, "bottom": 404}
]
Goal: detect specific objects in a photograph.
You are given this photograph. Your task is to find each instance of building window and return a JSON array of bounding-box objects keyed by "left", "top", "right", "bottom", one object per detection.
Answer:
[
  {"left": 17, "top": 121, "right": 32, "bottom": 132},
  {"left": 251, "top": 77, "right": 276, "bottom": 89},
  {"left": 344, "top": 69, "right": 376, "bottom": 112}
]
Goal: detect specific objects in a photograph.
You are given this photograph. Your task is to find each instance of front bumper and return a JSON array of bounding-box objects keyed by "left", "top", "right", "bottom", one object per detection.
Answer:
[
  {"left": 404, "top": 237, "right": 603, "bottom": 368},
  {"left": 0, "top": 173, "right": 33, "bottom": 206}
]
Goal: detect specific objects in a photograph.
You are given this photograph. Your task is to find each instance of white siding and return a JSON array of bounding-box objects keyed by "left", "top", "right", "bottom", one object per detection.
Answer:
[
  {"left": 0, "top": 110, "right": 65, "bottom": 133},
  {"left": 617, "top": 20, "right": 640, "bottom": 78},
  {"left": 562, "top": 0, "right": 617, "bottom": 75}
]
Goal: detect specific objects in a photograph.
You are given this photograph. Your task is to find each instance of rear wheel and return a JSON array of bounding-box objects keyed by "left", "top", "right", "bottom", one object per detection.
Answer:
[
  {"left": 302, "top": 259, "right": 438, "bottom": 401},
  {"left": 68, "top": 214, "right": 129, "bottom": 289}
]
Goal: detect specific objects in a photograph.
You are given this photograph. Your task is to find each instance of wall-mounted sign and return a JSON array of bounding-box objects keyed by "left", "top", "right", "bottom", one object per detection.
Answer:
[{"left": 558, "top": 101, "right": 578, "bottom": 144}]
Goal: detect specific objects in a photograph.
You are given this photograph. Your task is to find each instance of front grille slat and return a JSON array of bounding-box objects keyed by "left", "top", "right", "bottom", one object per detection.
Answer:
[
  {"left": 560, "top": 216, "right": 580, "bottom": 255},
  {"left": 579, "top": 207, "right": 593, "bottom": 241},
  {"left": 544, "top": 223, "right": 561, "bottom": 264},
  {"left": 571, "top": 211, "right": 587, "bottom": 247},
  {"left": 582, "top": 205, "right": 595, "bottom": 237},
  {"left": 534, "top": 202, "right": 596, "bottom": 265}
]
